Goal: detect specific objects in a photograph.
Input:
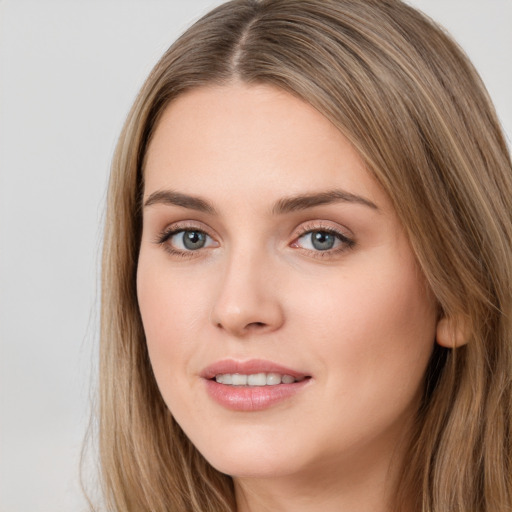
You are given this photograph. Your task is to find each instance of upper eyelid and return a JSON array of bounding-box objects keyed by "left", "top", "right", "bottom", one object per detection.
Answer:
[
  {"left": 293, "top": 228, "right": 354, "bottom": 246},
  {"left": 153, "top": 222, "right": 216, "bottom": 247},
  {"left": 293, "top": 220, "right": 353, "bottom": 238},
  {"left": 296, "top": 225, "right": 344, "bottom": 235},
  {"left": 153, "top": 219, "right": 354, "bottom": 245},
  {"left": 159, "top": 220, "right": 215, "bottom": 236},
  {"left": 155, "top": 225, "right": 218, "bottom": 257}
]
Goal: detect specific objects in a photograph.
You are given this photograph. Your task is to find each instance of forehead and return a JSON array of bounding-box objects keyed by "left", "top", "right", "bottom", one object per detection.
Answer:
[{"left": 143, "top": 83, "right": 384, "bottom": 211}]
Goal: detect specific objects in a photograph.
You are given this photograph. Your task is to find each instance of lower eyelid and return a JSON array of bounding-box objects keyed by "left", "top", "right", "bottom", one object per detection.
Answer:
[
  {"left": 291, "top": 229, "right": 355, "bottom": 254},
  {"left": 156, "top": 227, "right": 220, "bottom": 257},
  {"left": 153, "top": 223, "right": 353, "bottom": 257}
]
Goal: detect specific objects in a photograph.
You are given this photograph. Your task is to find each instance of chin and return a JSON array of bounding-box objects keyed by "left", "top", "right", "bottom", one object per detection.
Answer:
[
  {"left": 191, "top": 429, "right": 308, "bottom": 479},
  {"left": 207, "top": 454, "right": 302, "bottom": 480}
]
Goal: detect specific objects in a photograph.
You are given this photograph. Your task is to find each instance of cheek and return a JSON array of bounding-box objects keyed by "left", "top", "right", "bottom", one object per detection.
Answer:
[
  {"left": 291, "top": 253, "right": 437, "bottom": 391},
  {"left": 344, "top": 277, "right": 435, "bottom": 349},
  {"left": 136, "top": 260, "right": 209, "bottom": 378},
  {"left": 137, "top": 267, "right": 202, "bottom": 435},
  {"left": 138, "top": 251, "right": 211, "bottom": 326}
]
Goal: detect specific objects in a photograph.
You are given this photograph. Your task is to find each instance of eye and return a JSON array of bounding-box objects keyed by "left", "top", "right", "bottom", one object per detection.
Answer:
[
  {"left": 155, "top": 226, "right": 219, "bottom": 257},
  {"left": 299, "top": 231, "right": 339, "bottom": 251},
  {"left": 291, "top": 227, "right": 354, "bottom": 254},
  {"left": 168, "top": 229, "right": 216, "bottom": 251}
]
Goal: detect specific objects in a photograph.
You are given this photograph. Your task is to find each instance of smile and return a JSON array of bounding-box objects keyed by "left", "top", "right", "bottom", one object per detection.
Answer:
[
  {"left": 202, "top": 359, "right": 312, "bottom": 411},
  {"left": 214, "top": 373, "right": 306, "bottom": 386}
]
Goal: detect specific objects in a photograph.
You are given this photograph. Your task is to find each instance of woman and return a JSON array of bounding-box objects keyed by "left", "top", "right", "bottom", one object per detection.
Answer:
[{"left": 97, "top": 0, "right": 512, "bottom": 510}]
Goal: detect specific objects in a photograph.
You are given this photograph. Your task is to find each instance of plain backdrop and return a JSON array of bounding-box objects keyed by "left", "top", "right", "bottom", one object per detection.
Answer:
[{"left": 0, "top": 1, "right": 510, "bottom": 511}]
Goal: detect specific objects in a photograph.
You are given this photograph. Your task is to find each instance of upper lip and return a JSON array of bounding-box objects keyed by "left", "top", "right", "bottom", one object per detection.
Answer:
[{"left": 200, "top": 359, "right": 309, "bottom": 380}]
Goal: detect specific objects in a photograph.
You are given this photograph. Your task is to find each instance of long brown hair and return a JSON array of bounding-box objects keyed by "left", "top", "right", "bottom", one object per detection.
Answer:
[{"left": 96, "top": 1, "right": 512, "bottom": 510}]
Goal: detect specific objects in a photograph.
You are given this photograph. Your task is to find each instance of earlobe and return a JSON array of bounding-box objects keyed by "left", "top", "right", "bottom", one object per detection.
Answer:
[{"left": 436, "top": 316, "right": 470, "bottom": 348}]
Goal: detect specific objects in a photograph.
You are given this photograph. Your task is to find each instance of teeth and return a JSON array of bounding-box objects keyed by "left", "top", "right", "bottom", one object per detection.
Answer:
[
  {"left": 214, "top": 373, "right": 303, "bottom": 386},
  {"left": 247, "top": 373, "right": 266, "bottom": 386},
  {"left": 266, "top": 372, "right": 282, "bottom": 385},
  {"left": 231, "top": 374, "right": 247, "bottom": 386}
]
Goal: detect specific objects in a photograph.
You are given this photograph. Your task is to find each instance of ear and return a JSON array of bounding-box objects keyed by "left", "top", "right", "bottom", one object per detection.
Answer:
[{"left": 436, "top": 315, "right": 470, "bottom": 348}]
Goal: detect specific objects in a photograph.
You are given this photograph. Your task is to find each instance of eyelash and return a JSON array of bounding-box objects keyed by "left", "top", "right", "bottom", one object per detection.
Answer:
[
  {"left": 154, "top": 222, "right": 355, "bottom": 259},
  {"left": 292, "top": 223, "right": 355, "bottom": 259},
  {"left": 154, "top": 222, "right": 216, "bottom": 259}
]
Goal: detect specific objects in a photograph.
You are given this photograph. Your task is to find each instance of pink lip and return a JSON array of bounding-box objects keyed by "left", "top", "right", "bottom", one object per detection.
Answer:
[
  {"left": 201, "top": 359, "right": 308, "bottom": 380},
  {"left": 201, "top": 359, "right": 311, "bottom": 412}
]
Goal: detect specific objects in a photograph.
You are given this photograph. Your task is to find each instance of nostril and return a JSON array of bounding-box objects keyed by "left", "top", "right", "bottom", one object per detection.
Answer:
[{"left": 248, "top": 322, "right": 267, "bottom": 329}]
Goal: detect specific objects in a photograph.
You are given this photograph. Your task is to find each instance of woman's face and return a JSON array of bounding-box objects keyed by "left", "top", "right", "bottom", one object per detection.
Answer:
[{"left": 137, "top": 84, "right": 438, "bottom": 483}]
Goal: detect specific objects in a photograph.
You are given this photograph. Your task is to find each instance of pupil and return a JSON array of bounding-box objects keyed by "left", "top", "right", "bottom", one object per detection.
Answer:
[
  {"left": 183, "top": 231, "right": 206, "bottom": 250},
  {"left": 312, "top": 231, "right": 335, "bottom": 251}
]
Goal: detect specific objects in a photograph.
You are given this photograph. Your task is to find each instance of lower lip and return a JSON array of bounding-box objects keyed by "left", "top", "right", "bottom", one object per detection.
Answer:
[{"left": 204, "top": 379, "right": 310, "bottom": 412}]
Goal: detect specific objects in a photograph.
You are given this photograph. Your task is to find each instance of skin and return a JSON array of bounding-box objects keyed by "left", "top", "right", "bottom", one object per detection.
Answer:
[{"left": 137, "top": 83, "right": 440, "bottom": 512}]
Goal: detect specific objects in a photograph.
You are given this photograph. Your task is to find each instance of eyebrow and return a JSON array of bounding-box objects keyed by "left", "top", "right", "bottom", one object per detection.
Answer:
[
  {"left": 144, "top": 189, "right": 217, "bottom": 214},
  {"left": 271, "top": 189, "right": 378, "bottom": 214},
  {"left": 143, "top": 188, "right": 378, "bottom": 214}
]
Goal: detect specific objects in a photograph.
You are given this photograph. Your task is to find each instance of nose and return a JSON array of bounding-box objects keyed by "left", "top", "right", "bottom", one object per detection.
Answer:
[{"left": 210, "top": 249, "right": 285, "bottom": 337}]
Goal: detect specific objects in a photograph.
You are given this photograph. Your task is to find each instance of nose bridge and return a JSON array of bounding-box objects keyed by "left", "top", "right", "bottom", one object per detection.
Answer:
[{"left": 211, "top": 240, "right": 284, "bottom": 336}]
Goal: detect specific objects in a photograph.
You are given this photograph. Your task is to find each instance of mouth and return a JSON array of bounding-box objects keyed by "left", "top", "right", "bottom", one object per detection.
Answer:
[
  {"left": 212, "top": 372, "right": 308, "bottom": 386},
  {"left": 201, "top": 359, "right": 312, "bottom": 411}
]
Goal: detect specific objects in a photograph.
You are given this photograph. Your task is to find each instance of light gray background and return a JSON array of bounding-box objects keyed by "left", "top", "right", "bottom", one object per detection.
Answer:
[{"left": 0, "top": 1, "right": 510, "bottom": 511}]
